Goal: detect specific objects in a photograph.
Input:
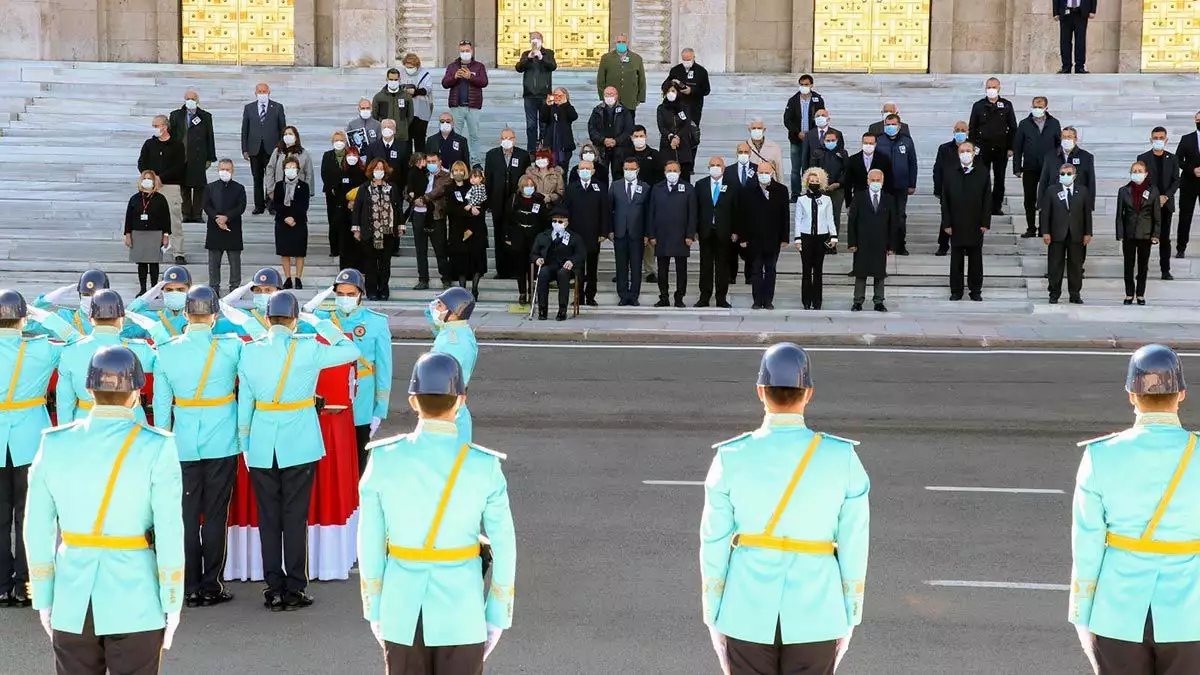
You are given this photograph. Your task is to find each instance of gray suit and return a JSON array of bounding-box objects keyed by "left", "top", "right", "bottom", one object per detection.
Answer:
[
  {"left": 610, "top": 178, "right": 650, "bottom": 302},
  {"left": 241, "top": 99, "right": 287, "bottom": 211}
]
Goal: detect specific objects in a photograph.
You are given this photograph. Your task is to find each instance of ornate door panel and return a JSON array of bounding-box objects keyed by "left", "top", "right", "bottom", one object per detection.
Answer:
[
  {"left": 181, "top": 0, "right": 295, "bottom": 65},
  {"left": 813, "top": 0, "right": 930, "bottom": 73},
  {"left": 497, "top": 0, "right": 609, "bottom": 67},
  {"left": 1141, "top": 0, "right": 1200, "bottom": 72}
]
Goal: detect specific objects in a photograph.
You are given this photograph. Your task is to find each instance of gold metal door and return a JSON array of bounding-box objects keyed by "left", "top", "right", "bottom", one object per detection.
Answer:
[
  {"left": 813, "top": 0, "right": 930, "bottom": 73},
  {"left": 1141, "top": 0, "right": 1200, "bottom": 72},
  {"left": 182, "top": 0, "right": 295, "bottom": 65},
  {"left": 497, "top": 0, "right": 609, "bottom": 67}
]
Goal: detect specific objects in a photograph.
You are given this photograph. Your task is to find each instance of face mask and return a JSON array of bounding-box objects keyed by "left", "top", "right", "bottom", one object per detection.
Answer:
[
  {"left": 335, "top": 296, "right": 359, "bottom": 313},
  {"left": 359, "top": 109, "right": 371, "bottom": 119},
  {"left": 218, "top": 170, "right": 232, "bottom": 182},
  {"left": 682, "top": 59, "right": 693, "bottom": 67},
  {"left": 1131, "top": 172, "right": 1147, "bottom": 184},
  {"left": 405, "top": 66, "right": 418, "bottom": 76},
  {"left": 757, "top": 173, "right": 772, "bottom": 185},
  {"left": 532, "top": 39, "right": 542, "bottom": 48},
  {"left": 986, "top": 88, "right": 999, "bottom": 99},
  {"left": 953, "top": 131, "right": 967, "bottom": 144},
  {"left": 708, "top": 166, "right": 723, "bottom": 178},
  {"left": 141, "top": 178, "right": 155, "bottom": 190},
  {"left": 624, "top": 170, "right": 638, "bottom": 181},
  {"left": 427, "top": 300, "right": 446, "bottom": 324},
  {"left": 824, "top": 141, "right": 837, "bottom": 151},
  {"left": 737, "top": 153, "right": 750, "bottom": 165},
  {"left": 522, "top": 186, "right": 535, "bottom": 197},
  {"left": 666, "top": 92, "right": 677, "bottom": 102},
  {"left": 347, "top": 155, "right": 359, "bottom": 166},
  {"left": 884, "top": 125, "right": 898, "bottom": 136},
  {"left": 1152, "top": 140, "right": 1166, "bottom": 151},
  {"left": 1059, "top": 173, "right": 1075, "bottom": 186},
  {"left": 283, "top": 134, "right": 296, "bottom": 146},
  {"left": 551, "top": 222, "right": 566, "bottom": 234},
  {"left": 79, "top": 296, "right": 92, "bottom": 316},
  {"left": 665, "top": 171, "right": 680, "bottom": 183},
  {"left": 604, "top": 96, "right": 617, "bottom": 106},
  {"left": 373, "top": 169, "right": 386, "bottom": 180},
  {"left": 749, "top": 129, "right": 764, "bottom": 140},
  {"left": 253, "top": 293, "right": 270, "bottom": 312},
  {"left": 862, "top": 144, "right": 875, "bottom": 154},
  {"left": 814, "top": 116, "right": 828, "bottom": 127},
  {"left": 184, "top": 99, "right": 197, "bottom": 110},
  {"left": 632, "top": 137, "right": 647, "bottom": 149},
  {"left": 460, "top": 51, "right": 473, "bottom": 61},
  {"left": 163, "top": 291, "right": 187, "bottom": 311},
  {"left": 578, "top": 169, "right": 592, "bottom": 180},
  {"left": 1061, "top": 139, "right": 1075, "bottom": 152},
  {"left": 616, "top": 43, "right": 628, "bottom": 53},
  {"left": 381, "top": 128, "right": 395, "bottom": 139},
  {"left": 501, "top": 139, "right": 514, "bottom": 150},
  {"left": 535, "top": 158, "right": 549, "bottom": 169},
  {"left": 439, "top": 122, "right": 453, "bottom": 133},
  {"left": 152, "top": 127, "right": 163, "bottom": 138},
  {"left": 333, "top": 140, "right": 346, "bottom": 151},
  {"left": 256, "top": 93, "right": 269, "bottom": 104},
  {"left": 284, "top": 167, "right": 299, "bottom": 179},
  {"left": 582, "top": 152, "right": 596, "bottom": 162},
  {"left": 798, "top": 86, "right": 811, "bottom": 95},
  {"left": 959, "top": 152, "right": 973, "bottom": 165},
  {"left": 807, "top": 182, "right": 820, "bottom": 192},
  {"left": 452, "top": 173, "right": 466, "bottom": 181},
  {"left": 387, "top": 81, "right": 400, "bottom": 92},
  {"left": 427, "top": 163, "right": 439, "bottom": 173},
  {"left": 1031, "top": 107, "right": 1045, "bottom": 118},
  {"left": 868, "top": 182, "right": 883, "bottom": 193}
]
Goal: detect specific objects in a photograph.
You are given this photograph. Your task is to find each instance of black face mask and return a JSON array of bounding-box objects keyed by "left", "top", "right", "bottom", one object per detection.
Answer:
[
  {"left": 1196, "top": 122, "right": 1200, "bottom": 132},
  {"left": 807, "top": 183, "right": 821, "bottom": 192}
]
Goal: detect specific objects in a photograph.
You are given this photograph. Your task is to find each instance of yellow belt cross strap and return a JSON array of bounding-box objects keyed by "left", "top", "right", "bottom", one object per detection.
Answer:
[
  {"left": 1106, "top": 433, "right": 1200, "bottom": 555},
  {"left": 388, "top": 444, "right": 482, "bottom": 563},
  {"left": 254, "top": 338, "right": 313, "bottom": 412},
  {"left": 329, "top": 313, "right": 375, "bottom": 377},
  {"left": 157, "top": 311, "right": 180, "bottom": 337},
  {"left": 731, "top": 434, "right": 837, "bottom": 555},
  {"left": 173, "top": 339, "right": 235, "bottom": 408},
  {"left": 61, "top": 426, "right": 150, "bottom": 550},
  {"left": 0, "top": 341, "right": 48, "bottom": 412}
]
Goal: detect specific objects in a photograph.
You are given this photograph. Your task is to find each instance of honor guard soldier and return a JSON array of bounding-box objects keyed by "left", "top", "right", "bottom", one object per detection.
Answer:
[
  {"left": 237, "top": 291, "right": 360, "bottom": 611},
  {"left": 306, "top": 269, "right": 393, "bottom": 473},
  {"left": 56, "top": 290, "right": 156, "bottom": 425},
  {"left": 222, "top": 267, "right": 317, "bottom": 339},
  {"left": 24, "top": 345, "right": 184, "bottom": 674},
  {"left": 32, "top": 269, "right": 111, "bottom": 337},
  {"left": 700, "top": 342, "right": 870, "bottom": 675},
  {"left": 129, "top": 265, "right": 240, "bottom": 341},
  {"left": 425, "top": 286, "right": 478, "bottom": 444},
  {"left": 1070, "top": 344, "right": 1200, "bottom": 674},
  {"left": 0, "top": 290, "right": 79, "bottom": 608},
  {"left": 151, "top": 286, "right": 242, "bottom": 607},
  {"left": 358, "top": 351, "right": 515, "bottom": 674}
]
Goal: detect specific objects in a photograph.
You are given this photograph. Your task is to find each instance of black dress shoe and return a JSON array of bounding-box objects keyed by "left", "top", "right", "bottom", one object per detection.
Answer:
[
  {"left": 1020, "top": 229, "right": 1037, "bottom": 238},
  {"left": 751, "top": 304, "right": 763, "bottom": 310},
  {"left": 803, "top": 304, "right": 811, "bottom": 310},
  {"left": 0, "top": 591, "right": 12, "bottom": 607},
  {"left": 1163, "top": 272, "right": 1175, "bottom": 280},
  {"left": 716, "top": 300, "right": 732, "bottom": 308},
  {"left": 851, "top": 303, "right": 862, "bottom": 312},
  {"left": 935, "top": 247, "right": 948, "bottom": 256},
  {"left": 611, "top": 275, "right": 618, "bottom": 283},
  {"left": 896, "top": 249, "right": 910, "bottom": 256},
  {"left": 949, "top": 294, "right": 963, "bottom": 301},
  {"left": 1075, "top": 67, "right": 1089, "bottom": 74},
  {"left": 1124, "top": 297, "right": 1134, "bottom": 305},
  {"left": 200, "top": 589, "right": 235, "bottom": 606},
  {"left": 441, "top": 280, "right": 452, "bottom": 289},
  {"left": 1049, "top": 297, "right": 1059, "bottom": 304},
  {"left": 1069, "top": 297, "right": 1083, "bottom": 305},
  {"left": 282, "top": 278, "right": 293, "bottom": 289},
  {"left": 537, "top": 311, "right": 548, "bottom": 320},
  {"left": 874, "top": 303, "right": 888, "bottom": 312},
  {"left": 630, "top": 300, "right": 640, "bottom": 307},
  {"left": 618, "top": 299, "right": 630, "bottom": 306},
  {"left": 11, "top": 588, "right": 29, "bottom": 607},
  {"left": 991, "top": 209, "right": 1004, "bottom": 216},
  {"left": 1137, "top": 298, "right": 1147, "bottom": 306},
  {"left": 654, "top": 298, "right": 670, "bottom": 308},
  {"left": 646, "top": 273, "right": 658, "bottom": 283},
  {"left": 744, "top": 277, "right": 752, "bottom": 285},
  {"left": 694, "top": 299, "right": 711, "bottom": 308},
  {"left": 969, "top": 293, "right": 983, "bottom": 302},
  {"left": 1058, "top": 67, "right": 1072, "bottom": 74},
  {"left": 764, "top": 303, "right": 775, "bottom": 310},
  {"left": 294, "top": 278, "right": 303, "bottom": 290},
  {"left": 282, "top": 591, "right": 313, "bottom": 611},
  {"left": 264, "top": 589, "right": 285, "bottom": 612},
  {"left": 556, "top": 308, "right": 568, "bottom": 321},
  {"left": 174, "top": 255, "right": 187, "bottom": 265},
  {"left": 252, "top": 208, "right": 266, "bottom": 215},
  {"left": 413, "top": 281, "right": 429, "bottom": 290},
  {"left": 186, "top": 592, "right": 204, "bottom": 608},
  {"left": 1177, "top": 250, "right": 1186, "bottom": 259},
  {"left": 673, "top": 298, "right": 685, "bottom": 308},
  {"left": 519, "top": 294, "right": 529, "bottom": 305}
]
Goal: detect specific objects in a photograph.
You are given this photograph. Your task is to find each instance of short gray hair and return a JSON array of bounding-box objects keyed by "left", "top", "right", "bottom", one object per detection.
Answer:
[
  {"left": 217, "top": 158, "right": 234, "bottom": 168},
  {"left": 748, "top": 117, "right": 765, "bottom": 127},
  {"left": 153, "top": 114, "right": 168, "bottom": 125}
]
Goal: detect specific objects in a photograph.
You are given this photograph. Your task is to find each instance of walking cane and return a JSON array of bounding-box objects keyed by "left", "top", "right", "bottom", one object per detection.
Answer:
[{"left": 528, "top": 262, "right": 542, "bottom": 320}]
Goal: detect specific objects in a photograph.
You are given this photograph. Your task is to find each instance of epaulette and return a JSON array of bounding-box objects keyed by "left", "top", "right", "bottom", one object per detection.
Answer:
[
  {"left": 41, "top": 420, "right": 84, "bottom": 435},
  {"left": 712, "top": 432, "right": 752, "bottom": 449},
  {"left": 469, "top": 443, "right": 507, "bottom": 460},
  {"left": 137, "top": 423, "right": 174, "bottom": 437},
  {"left": 365, "top": 432, "right": 411, "bottom": 451},
  {"left": 1077, "top": 431, "right": 1121, "bottom": 448},
  {"left": 820, "top": 433, "right": 860, "bottom": 446},
  {"left": 20, "top": 334, "right": 48, "bottom": 342}
]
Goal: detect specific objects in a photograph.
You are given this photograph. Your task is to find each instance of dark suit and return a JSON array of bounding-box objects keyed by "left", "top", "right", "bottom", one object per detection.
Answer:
[
  {"left": 365, "top": 140, "right": 410, "bottom": 186},
  {"left": 1052, "top": 0, "right": 1096, "bottom": 72},
  {"left": 847, "top": 190, "right": 897, "bottom": 305},
  {"left": 485, "top": 147, "right": 532, "bottom": 278},
  {"left": 725, "top": 162, "right": 758, "bottom": 282},
  {"left": 531, "top": 229, "right": 585, "bottom": 313},
  {"left": 1013, "top": 114, "right": 1063, "bottom": 231},
  {"left": 694, "top": 176, "right": 739, "bottom": 304},
  {"left": 609, "top": 178, "right": 651, "bottom": 303},
  {"left": 799, "top": 127, "right": 844, "bottom": 174},
  {"left": 565, "top": 180, "right": 610, "bottom": 302},
  {"left": 241, "top": 99, "right": 286, "bottom": 212},
  {"left": 867, "top": 120, "right": 911, "bottom": 139},
  {"left": 202, "top": 178, "right": 247, "bottom": 291},
  {"left": 1138, "top": 149, "right": 1180, "bottom": 273},
  {"left": 1038, "top": 148, "right": 1096, "bottom": 212},
  {"left": 648, "top": 181, "right": 698, "bottom": 302},
  {"left": 739, "top": 181, "right": 790, "bottom": 307},
  {"left": 933, "top": 139, "right": 968, "bottom": 250},
  {"left": 587, "top": 104, "right": 634, "bottom": 169},
  {"left": 843, "top": 151, "right": 893, "bottom": 208},
  {"left": 1116, "top": 183, "right": 1162, "bottom": 298},
  {"left": 1039, "top": 185, "right": 1092, "bottom": 300},
  {"left": 169, "top": 107, "right": 217, "bottom": 221},
  {"left": 424, "top": 132, "right": 470, "bottom": 169},
  {"left": 941, "top": 165, "right": 992, "bottom": 298},
  {"left": 1177, "top": 131, "right": 1200, "bottom": 253}
]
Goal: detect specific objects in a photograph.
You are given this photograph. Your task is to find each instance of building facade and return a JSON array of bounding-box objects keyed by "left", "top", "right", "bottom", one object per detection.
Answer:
[{"left": 2, "top": 0, "right": 1197, "bottom": 74}]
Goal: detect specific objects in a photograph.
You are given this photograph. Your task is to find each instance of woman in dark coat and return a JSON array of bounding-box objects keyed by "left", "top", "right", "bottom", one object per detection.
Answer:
[
  {"left": 567, "top": 144, "right": 609, "bottom": 185},
  {"left": 737, "top": 164, "right": 791, "bottom": 309},
  {"left": 505, "top": 174, "right": 549, "bottom": 304},
  {"left": 125, "top": 170, "right": 171, "bottom": 294},
  {"left": 1116, "top": 161, "right": 1162, "bottom": 305},
  {"left": 352, "top": 158, "right": 405, "bottom": 300},
  {"left": 539, "top": 87, "right": 578, "bottom": 168},
  {"left": 320, "top": 131, "right": 363, "bottom": 260},
  {"left": 446, "top": 161, "right": 489, "bottom": 297},
  {"left": 271, "top": 156, "right": 311, "bottom": 289},
  {"left": 656, "top": 83, "right": 699, "bottom": 182}
]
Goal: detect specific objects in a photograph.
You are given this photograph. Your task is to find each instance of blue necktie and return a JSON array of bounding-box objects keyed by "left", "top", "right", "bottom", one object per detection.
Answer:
[{"left": 712, "top": 181, "right": 719, "bottom": 205}]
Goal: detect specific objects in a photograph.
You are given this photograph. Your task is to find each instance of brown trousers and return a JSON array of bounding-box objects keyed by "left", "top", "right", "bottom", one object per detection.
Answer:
[
  {"left": 384, "top": 616, "right": 485, "bottom": 675},
  {"left": 1095, "top": 614, "right": 1200, "bottom": 675},
  {"left": 726, "top": 622, "right": 837, "bottom": 675},
  {"left": 52, "top": 605, "right": 164, "bottom": 675}
]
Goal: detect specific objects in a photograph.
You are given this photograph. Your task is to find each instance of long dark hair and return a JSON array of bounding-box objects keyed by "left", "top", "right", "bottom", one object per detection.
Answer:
[{"left": 277, "top": 126, "right": 303, "bottom": 153}]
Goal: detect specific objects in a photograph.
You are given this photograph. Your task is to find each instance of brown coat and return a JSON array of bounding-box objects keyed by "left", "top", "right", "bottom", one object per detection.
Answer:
[
  {"left": 524, "top": 166, "right": 566, "bottom": 205},
  {"left": 421, "top": 172, "right": 454, "bottom": 221}
]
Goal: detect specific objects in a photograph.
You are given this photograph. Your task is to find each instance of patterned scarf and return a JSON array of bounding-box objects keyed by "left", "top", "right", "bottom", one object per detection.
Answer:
[{"left": 370, "top": 183, "right": 393, "bottom": 250}]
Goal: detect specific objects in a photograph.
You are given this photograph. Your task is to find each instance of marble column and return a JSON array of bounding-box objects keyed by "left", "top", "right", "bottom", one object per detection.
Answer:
[
  {"left": 330, "top": 0, "right": 395, "bottom": 66},
  {"left": 0, "top": 0, "right": 47, "bottom": 59}
]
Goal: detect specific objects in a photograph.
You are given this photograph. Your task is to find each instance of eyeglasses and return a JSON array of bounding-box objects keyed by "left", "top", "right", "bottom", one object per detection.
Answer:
[{"left": 1059, "top": 173, "right": 1073, "bottom": 177}]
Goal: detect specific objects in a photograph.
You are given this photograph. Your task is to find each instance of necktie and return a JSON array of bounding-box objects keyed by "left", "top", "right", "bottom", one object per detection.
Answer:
[
  {"left": 712, "top": 181, "right": 719, "bottom": 205},
  {"left": 259, "top": 103, "right": 266, "bottom": 124},
  {"left": 740, "top": 166, "right": 746, "bottom": 185},
  {"left": 627, "top": 181, "right": 633, "bottom": 200},
  {"left": 809, "top": 195, "right": 819, "bottom": 236},
  {"left": 872, "top": 193, "right": 879, "bottom": 211}
]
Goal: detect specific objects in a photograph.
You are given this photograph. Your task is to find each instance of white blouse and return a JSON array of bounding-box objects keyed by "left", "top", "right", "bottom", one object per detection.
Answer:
[{"left": 793, "top": 194, "right": 837, "bottom": 240}]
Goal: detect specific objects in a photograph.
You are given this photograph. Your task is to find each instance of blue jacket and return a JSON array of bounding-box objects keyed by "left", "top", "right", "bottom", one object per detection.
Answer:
[
  {"left": 876, "top": 133, "right": 918, "bottom": 192},
  {"left": 152, "top": 325, "right": 243, "bottom": 461},
  {"left": 427, "top": 307, "right": 478, "bottom": 444},
  {"left": 0, "top": 314, "right": 78, "bottom": 466},
  {"left": 318, "top": 306, "right": 393, "bottom": 426},
  {"left": 126, "top": 299, "right": 240, "bottom": 342},
  {"left": 56, "top": 328, "right": 156, "bottom": 425}
]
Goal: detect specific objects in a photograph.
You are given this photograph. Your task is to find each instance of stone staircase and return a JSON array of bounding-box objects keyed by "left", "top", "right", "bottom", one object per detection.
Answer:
[{"left": 0, "top": 60, "right": 1198, "bottom": 321}]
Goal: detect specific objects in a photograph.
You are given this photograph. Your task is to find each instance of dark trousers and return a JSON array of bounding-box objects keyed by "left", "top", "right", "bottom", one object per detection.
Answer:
[
  {"left": 490, "top": 208, "right": 512, "bottom": 278},
  {"left": 950, "top": 244, "right": 984, "bottom": 296},
  {"left": 249, "top": 148, "right": 271, "bottom": 212},
  {"left": 981, "top": 149, "right": 1009, "bottom": 213},
  {"left": 890, "top": 191, "right": 909, "bottom": 249},
  {"left": 1094, "top": 614, "right": 1200, "bottom": 675},
  {"left": 413, "top": 212, "right": 449, "bottom": 283},
  {"left": 355, "top": 424, "right": 370, "bottom": 478},
  {"left": 326, "top": 195, "right": 346, "bottom": 257},
  {"left": 180, "top": 185, "right": 206, "bottom": 221},
  {"left": 523, "top": 97, "right": 542, "bottom": 151},
  {"left": 657, "top": 255, "right": 687, "bottom": 300},
  {"left": 249, "top": 459, "right": 316, "bottom": 593},
  {"left": 614, "top": 235, "right": 644, "bottom": 302},
  {"left": 1021, "top": 170, "right": 1042, "bottom": 231},
  {"left": 726, "top": 622, "right": 837, "bottom": 675},
  {"left": 181, "top": 456, "right": 238, "bottom": 596},
  {"left": 409, "top": 118, "right": 429, "bottom": 155},
  {"left": 362, "top": 247, "right": 393, "bottom": 299},
  {"left": 1160, "top": 210, "right": 1174, "bottom": 273},
  {"left": 800, "top": 234, "right": 829, "bottom": 308},
  {"left": 1179, "top": 182, "right": 1199, "bottom": 252},
  {"left": 1059, "top": 11, "right": 1089, "bottom": 70},
  {"left": 1047, "top": 238, "right": 1085, "bottom": 299},
  {"left": 698, "top": 229, "right": 730, "bottom": 302},
  {"left": 53, "top": 605, "right": 164, "bottom": 675},
  {"left": 536, "top": 264, "right": 573, "bottom": 310},
  {"left": 136, "top": 264, "right": 161, "bottom": 295},
  {"left": 207, "top": 249, "right": 242, "bottom": 292},
  {"left": 750, "top": 249, "right": 780, "bottom": 306},
  {"left": 729, "top": 241, "right": 746, "bottom": 281},
  {"left": 854, "top": 276, "right": 886, "bottom": 305},
  {"left": 0, "top": 453, "right": 28, "bottom": 595},
  {"left": 582, "top": 247, "right": 600, "bottom": 302},
  {"left": 1123, "top": 238, "right": 1153, "bottom": 297},
  {"left": 384, "top": 615, "right": 484, "bottom": 675}
]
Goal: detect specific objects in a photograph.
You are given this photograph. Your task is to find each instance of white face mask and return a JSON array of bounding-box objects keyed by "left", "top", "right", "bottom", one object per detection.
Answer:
[
  {"left": 582, "top": 152, "right": 596, "bottom": 162},
  {"left": 551, "top": 222, "right": 566, "bottom": 234},
  {"left": 665, "top": 171, "right": 679, "bottom": 183},
  {"left": 346, "top": 156, "right": 359, "bottom": 166},
  {"left": 682, "top": 59, "right": 693, "bottom": 67},
  {"left": 218, "top": 170, "right": 232, "bottom": 182},
  {"left": 1031, "top": 107, "right": 1045, "bottom": 118},
  {"left": 386, "top": 81, "right": 400, "bottom": 92},
  {"left": 736, "top": 153, "right": 750, "bottom": 165},
  {"left": 152, "top": 126, "right": 163, "bottom": 138},
  {"left": 79, "top": 296, "right": 92, "bottom": 316},
  {"left": 381, "top": 127, "right": 395, "bottom": 139},
  {"left": 359, "top": 108, "right": 371, "bottom": 119},
  {"left": 405, "top": 66, "right": 418, "bottom": 76},
  {"left": 439, "top": 122, "right": 453, "bottom": 133},
  {"left": 604, "top": 96, "right": 617, "bottom": 106},
  {"left": 862, "top": 144, "right": 875, "bottom": 154},
  {"left": 283, "top": 134, "right": 296, "bottom": 146},
  {"left": 959, "top": 152, "right": 973, "bottom": 165},
  {"left": 532, "top": 39, "right": 542, "bottom": 48},
  {"left": 1061, "top": 139, "right": 1076, "bottom": 151},
  {"left": 749, "top": 128, "right": 765, "bottom": 140},
  {"left": 632, "top": 137, "right": 647, "bottom": 149},
  {"left": 284, "top": 167, "right": 299, "bottom": 179},
  {"left": 986, "top": 87, "right": 999, "bottom": 99},
  {"left": 535, "top": 158, "right": 549, "bottom": 169},
  {"left": 256, "top": 93, "right": 269, "bottom": 104},
  {"left": 624, "top": 170, "right": 638, "bottom": 181},
  {"left": 141, "top": 178, "right": 155, "bottom": 190},
  {"left": 798, "top": 86, "right": 811, "bottom": 95},
  {"left": 757, "top": 173, "right": 772, "bottom": 185},
  {"left": 1131, "top": 172, "right": 1147, "bottom": 183},
  {"left": 373, "top": 169, "right": 386, "bottom": 180},
  {"left": 184, "top": 99, "right": 198, "bottom": 110},
  {"left": 1152, "top": 140, "right": 1167, "bottom": 151},
  {"left": 333, "top": 140, "right": 346, "bottom": 151},
  {"left": 666, "top": 92, "right": 677, "bottom": 102},
  {"left": 501, "top": 139, "right": 514, "bottom": 150},
  {"left": 814, "top": 116, "right": 828, "bottom": 127},
  {"left": 460, "top": 51, "right": 473, "bottom": 62},
  {"left": 708, "top": 165, "right": 723, "bottom": 178}
]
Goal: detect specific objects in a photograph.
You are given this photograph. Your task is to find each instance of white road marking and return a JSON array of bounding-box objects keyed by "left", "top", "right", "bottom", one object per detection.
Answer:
[
  {"left": 926, "top": 580, "right": 1069, "bottom": 591},
  {"left": 925, "top": 486, "right": 1066, "bottom": 495},
  {"left": 643, "top": 480, "right": 705, "bottom": 486},
  {"left": 390, "top": 341, "right": 1165, "bottom": 356}
]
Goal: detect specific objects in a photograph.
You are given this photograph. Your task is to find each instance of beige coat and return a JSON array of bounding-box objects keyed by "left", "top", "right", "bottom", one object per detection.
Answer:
[
  {"left": 746, "top": 138, "right": 784, "bottom": 177},
  {"left": 524, "top": 166, "right": 565, "bottom": 205}
]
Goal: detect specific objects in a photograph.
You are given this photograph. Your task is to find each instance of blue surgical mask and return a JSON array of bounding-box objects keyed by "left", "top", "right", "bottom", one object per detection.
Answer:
[
  {"left": 522, "top": 186, "right": 535, "bottom": 197},
  {"left": 164, "top": 291, "right": 187, "bottom": 311},
  {"left": 578, "top": 169, "right": 592, "bottom": 180},
  {"left": 1152, "top": 140, "right": 1166, "bottom": 151},
  {"left": 616, "top": 43, "right": 628, "bottom": 54},
  {"left": 1059, "top": 173, "right": 1075, "bottom": 186},
  {"left": 426, "top": 163, "right": 440, "bottom": 174},
  {"left": 253, "top": 293, "right": 270, "bottom": 312},
  {"left": 824, "top": 141, "right": 837, "bottom": 151},
  {"left": 884, "top": 124, "right": 899, "bottom": 136},
  {"left": 953, "top": 131, "right": 968, "bottom": 144},
  {"left": 335, "top": 296, "right": 359, "bottom": 313},
  {"left": 868, "top": 182, "right": 883, "bottom": 193}
]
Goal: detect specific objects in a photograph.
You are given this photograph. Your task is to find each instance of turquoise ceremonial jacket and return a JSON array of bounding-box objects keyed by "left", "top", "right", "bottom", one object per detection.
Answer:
[
  {"left": 700, "top": 414, "right": 871, "bottom": 644},
  {"left": 24, "top": 406, "right": 184, "bottom": 635},
  {"left": 56, "top": 327, "right": 156, "bottom": 425},
  {"left": 237, "top": 322, "right": 360, "bottom": 469},
  {"left": 230, "top": 309, "right": 316, "bottom": 340},
  {"left": 317, "top": 306, "right": 393, "bottom": 426},
  {"left": 31, "top": 297, "right": 95, "bottom": 337},
  {"left": 152, "top": 325, "right": 242, "bottom": 461},
  {"left": 426, "top": 307, "right": 477, "bottom": 444},
  {"left": 1070, "top": 412, "right": 1200, "bottom": 643},
  {"left": 125, "top": 299, "right": 240, "bottom": 342},
  {"left": 358, "top": 419, "right": 516, "bottom": 646},
  {"left": 0, "top": 315, "right": 78, "bottom": 467}
]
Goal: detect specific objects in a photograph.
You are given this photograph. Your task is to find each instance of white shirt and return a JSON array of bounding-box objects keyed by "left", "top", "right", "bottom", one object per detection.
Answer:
[{"left": 793, "top": 194, "right": 837, "bottom": 239}]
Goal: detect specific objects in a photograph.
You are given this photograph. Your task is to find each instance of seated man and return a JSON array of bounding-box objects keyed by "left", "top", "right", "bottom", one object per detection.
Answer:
[{"left": 530, "top": 207, "right": 584, "bottom": 321}]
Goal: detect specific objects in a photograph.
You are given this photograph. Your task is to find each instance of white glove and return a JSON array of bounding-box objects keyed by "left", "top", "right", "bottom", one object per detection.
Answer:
[
  {"left": 39, "top": 608, "right": 52, "bottom": 639},
  {"left": 138, "top": 280, "right": 167, "bottom": 304},
  {"left": 369, "top": 416, "right": 382, "bottom": 438},
  {"left": 708, "top": 625, "right": 730, "bottom": 675},
  {"left": 218, "top": 300, "right": 250, "bottom": 327},
  {"left": 834, "top": 626, "right": 853, "bottom": 671},
  {"left": 124, "top": 311, "right": 158, "bottom": 333},
  {"left": 163, "top": 611, "right": 180, "bottom": 650},
  {"left": 26, "top": 305, "right": 50, "bottom": 324},
  {"left": 298, "top": 312, "right": 320, "bottom": 327},
  {"left": 44, "top": 284, "right": 75, "bottom": 306},
  {"left": 1076, "top": 625, "right": 1099, "bottom": 674},
  {"left": 224, "top": 282, "right": 255, "bottom": 304},
  {"left": 483, "top": 623, "right": 504, "bottom": 661},
  {"left": 369, "top": 620, "right": 384, "bottom": 648},
  {"left": 303, "top": 285, "right": 335, "bottom": 313}
]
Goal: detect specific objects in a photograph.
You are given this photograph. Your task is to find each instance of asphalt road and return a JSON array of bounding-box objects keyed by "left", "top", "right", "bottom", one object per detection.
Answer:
[{"left": 0, "top": 344, "right": 1145, "bottom": 675}]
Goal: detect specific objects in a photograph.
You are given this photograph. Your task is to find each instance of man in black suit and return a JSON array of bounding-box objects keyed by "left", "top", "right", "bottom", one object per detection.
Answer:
[
  {"left": 425, "top": 112, "right": 470, "bottom": 170},
  {"left": 694, "top": 156, "right": 738, "bottom": 308},
  {"left": 1040, "top": 163, "right": 1093, "bottom": 304},
  {"left": 365, "top": 119, "right": 408, "bottom": 181},
  {"left": 1175, "top": 109, "right": 1200, "bottom": 258},
  {"left": 610, "top": 157, "right": 651, "bottom": 305},
  {"left": 589, "top": 88, "right": 634, "bottom": 173},
  {"left": 240, "top": 82, "right": 286, "bottom": 215},
  {"left": 662, "top": 48, "right": 711, "bottom": 125},
  {"left": 726, "top": 145, "right": 758, "bottom": 284},
  {"left": 485, "top": 128, "right": 532, "bottom": 279},
  {"left": 847, "top": 169, "right": 897, "bottom": 312},
  {"left": 1139, "top": 127, "right": 1182, "bottom": 278},
  {"left": 941, "top": 142, "right": 992, "bottom": 301},
  {"left": 843, "top": 133, "right": 893, "bottom": 209},
  {"left": 932, "top": 121, "right": 970, "bottom": 255},
  {"left": 1052, "top": 0, "right": 1096, "bottom": 74},
  {"left": 531, "top": 207, "right": 585, "bottom": 320},
  {"left": 799, "top": 108, "right": 844, "bottom": 173},
  {"left": 867, "top": 102, "right": 911, "bottom": 139},
  {"left": 1012, "top": 96, "right": 1062, "bottom": 238},
  {"left": 1037, "top": 127, "right": 1095, "bottom": 215},
  {"left": 564, "top": 159, "right": 609, "bottom": 305},
  {"left": 169, "top": 89, "right": 216, "bottom": 224}
]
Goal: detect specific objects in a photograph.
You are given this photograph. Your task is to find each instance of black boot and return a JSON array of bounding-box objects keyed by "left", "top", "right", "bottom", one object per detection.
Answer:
[{"left": 471, "top": 274, "right": 481, "bottom": 300}]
